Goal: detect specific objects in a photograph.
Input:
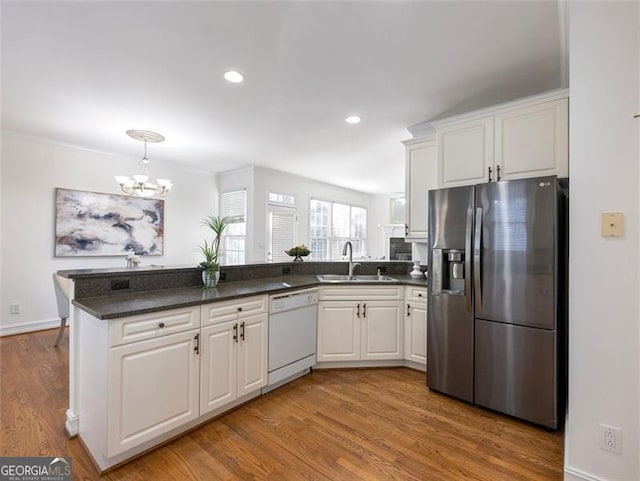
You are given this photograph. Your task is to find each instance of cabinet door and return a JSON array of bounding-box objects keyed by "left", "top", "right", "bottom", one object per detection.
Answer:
[
  {"left": 494, "top": 98, "right": 568, "bottom": 181},
  {"left": 405, "top": 302, "right": 427, "bottom": 365},
  {"left": 107, "top": 330, "right": 200, "bottom": 457},
  {"left": 200, "top": 321, "right": 238, "bottom": 416},
  {"left": 237, "top": 313, "right": 268, "bottom": 398},
  {"left": 361, "top": 301, "right": 403, "bottom": 360},
  {"left": 317, "top": 302, "right": 360, "bottom": 362},
  {"left": 437, "top": 116, "right": 494, "bottom": 187},
  {"left": 405, "top": 138, "right": 437, "bottom": 239}
]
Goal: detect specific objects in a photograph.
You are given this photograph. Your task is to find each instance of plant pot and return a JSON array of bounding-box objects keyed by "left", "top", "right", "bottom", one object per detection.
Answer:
[{"left": 202, "top": 269, "right": 220, "bottom": 288}]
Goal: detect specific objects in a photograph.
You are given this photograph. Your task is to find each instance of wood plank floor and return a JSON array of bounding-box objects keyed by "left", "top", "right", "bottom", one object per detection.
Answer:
[{"left": 0, "top": 329, "right": 564, "bottom": 480}]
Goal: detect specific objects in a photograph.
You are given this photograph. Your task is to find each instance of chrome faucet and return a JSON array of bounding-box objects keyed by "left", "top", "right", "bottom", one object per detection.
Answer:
[{"left": 342, "top": 241, "right": 361, "bottom": 279}]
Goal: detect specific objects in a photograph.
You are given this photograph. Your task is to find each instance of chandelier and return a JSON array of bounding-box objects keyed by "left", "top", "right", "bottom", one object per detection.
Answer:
[{"left": 115, "top": 130, "right": 173, "bottom": 198}]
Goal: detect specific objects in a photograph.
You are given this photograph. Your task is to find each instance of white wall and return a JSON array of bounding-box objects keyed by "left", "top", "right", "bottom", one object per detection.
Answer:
[
  {"left": 1, "top": 132, "right": 218, "bottom": 335},
  {"left": 565, "top": 3, "right": 639, "bottom": 481},
  {"left": 369, "top": 194, "right": 396, "bottom": 259}
]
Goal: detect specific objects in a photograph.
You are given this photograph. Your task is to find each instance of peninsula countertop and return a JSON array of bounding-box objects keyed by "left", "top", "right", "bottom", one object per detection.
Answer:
[{"left": 73, "top": 274, "right": 428, "bottom": 320}]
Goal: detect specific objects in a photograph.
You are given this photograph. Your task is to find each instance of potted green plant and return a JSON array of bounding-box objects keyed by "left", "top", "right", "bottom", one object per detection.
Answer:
[{"left": 198, "top": 215, "right": 228, "bottom": 288}]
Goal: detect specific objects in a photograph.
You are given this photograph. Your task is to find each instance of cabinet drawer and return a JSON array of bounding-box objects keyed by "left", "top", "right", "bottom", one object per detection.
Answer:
[
  {"left": 405, "top": 286, "right": 428, "bottom": 304},
  {"left": 319, "top": 285, "right": 403, "bottom": 301},
  {"left": 201, "top": 295, "right": 268, "bottom": 326},
  {"left": 109, "top": 307, "right": 200, "bottom": 347}
]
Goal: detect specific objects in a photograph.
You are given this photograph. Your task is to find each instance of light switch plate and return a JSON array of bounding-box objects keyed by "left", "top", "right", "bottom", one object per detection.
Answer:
[{"left": 601, "top": 212, "right": 624, "bottom": 237}]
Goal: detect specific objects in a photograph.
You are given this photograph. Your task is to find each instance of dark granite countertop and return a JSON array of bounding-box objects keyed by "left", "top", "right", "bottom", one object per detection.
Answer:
[
  {"left": 58, "top": 264, "right": 197, "bottom": 279},
  {"left": 73, "top": 274, "right": 428, "bottom": 320}
]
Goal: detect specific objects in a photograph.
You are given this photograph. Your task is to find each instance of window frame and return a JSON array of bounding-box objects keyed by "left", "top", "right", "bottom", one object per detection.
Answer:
[
  {"left": 219, "top": 189, "right": 247, "bottom": 265},
  {"left": 308, "top": 197, "right": 367, "bottom": 261}
]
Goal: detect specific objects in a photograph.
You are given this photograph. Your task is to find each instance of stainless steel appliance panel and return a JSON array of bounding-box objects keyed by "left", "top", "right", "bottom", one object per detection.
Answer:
[
  {"left": 430, "top": 186, "right": 475, "bottom": 250},
  {"left": 427, "top": 292, "right": 474, "bottom": 401},
  {"left": 427, "top": 185, "right": 475, "bottom": 402},
  {"left": 474, "top": 319, "right": 557, "bottom": 428},
  {"left": 475, "top": 177, "right": 557, "bottom": 330}
]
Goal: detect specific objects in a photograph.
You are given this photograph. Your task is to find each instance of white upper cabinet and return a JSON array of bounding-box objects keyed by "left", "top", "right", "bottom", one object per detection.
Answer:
[
  {"left": 437, "top": 116, "right": 494, "bottom": 188},
  {"left": 403, "top": 137, "right": 437, "bottom": 240},
  {"left": 494, "top": 98, "right": 569, "bottom": 180},
  {"left": 430, "top": 90, "right": 569, "bottom": 188}
]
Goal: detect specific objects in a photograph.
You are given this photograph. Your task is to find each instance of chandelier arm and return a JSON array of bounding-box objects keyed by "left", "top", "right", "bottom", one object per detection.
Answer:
[{"left": 117, "top": 130, "right": 171, "bottom": 198}]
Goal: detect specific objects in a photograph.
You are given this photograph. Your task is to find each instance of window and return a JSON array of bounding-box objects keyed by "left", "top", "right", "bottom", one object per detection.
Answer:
[
  {"left": 268, "top": 192, "right": 296, "bottom": 206},
  {"left": 220, "top": 190, "right": 246, "bottom": 265},
  {"left": 267, "top": 192, "right": 297, "bottom": 262},
  {"left": 309, "top": 199, "right": 367, "bottom": 260},
  {"left": 268, "top": 206, "right": 296, "bottom": 262}
]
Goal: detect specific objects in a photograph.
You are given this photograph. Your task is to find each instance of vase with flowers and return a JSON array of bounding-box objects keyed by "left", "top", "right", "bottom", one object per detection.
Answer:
[{"left": 198, "top": 215, "right": 227, "bottom": 288}]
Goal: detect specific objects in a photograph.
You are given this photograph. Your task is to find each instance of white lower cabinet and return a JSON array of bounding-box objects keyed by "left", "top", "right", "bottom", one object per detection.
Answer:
[
  {"left": 361, "top": 302, "right": 404, "bottom": 360},
  {"left": 404, "top": 286, "right": 428, "bottom": 366},
  {"left": 317, "top": 286, "right": 404, "bottom": 362},
  {"left": 200, "top": 313, "right": 268, "bottom": 416},
  {"left": 200, "top": 320, "right": 237, "bottom": 413},
  {"left": 108, "top": 329, "right": 200, "bottom": 457},
  {"left": 317, "top": 302, "right": 361, "bottom": 361},
  {"left": 78, "top": 297, "right": 268, "bottom": 472}
]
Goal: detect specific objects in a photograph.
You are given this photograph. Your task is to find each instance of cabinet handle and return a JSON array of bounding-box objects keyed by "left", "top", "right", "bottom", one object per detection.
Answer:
[
  {"left": 417, "top": 293, "right": 423, "bottom": 297},
  {"left": 194, "top": 333, "right": 200, "bottom": 355},
  {"left": 356, "top": 303, "right": 360, "bottom": 318},
  {"left": 407, "top": 304, "right": 411, "bottom": 316},
  {"left": 158, "top": 322, "right": 165, "bottom": 328},
  {"left": 237, "top": 307, "right": 243, "bottom": 312},
  {"left": 240, "top": 321, "right": 245, "bottom": 341},
  {"left": 233, "top": 323, "right": 238, "bottom": 343},
  {"left": 405, "top": 224, "right": 409, "bottom": 236},
  {"left": 362, "top": 303, "right": 367, "bottom": 318},
  {"left": 496, "top": 164, "right": 501, "bottom": 181},
  {"left": 488, "top": 166, "right": 493, "bottom": 182}
]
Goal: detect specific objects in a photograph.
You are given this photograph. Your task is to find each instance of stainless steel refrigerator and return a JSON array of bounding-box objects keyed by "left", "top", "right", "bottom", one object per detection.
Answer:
[{"left": 427, "top": 176, "right": 567, "bottom": 429}]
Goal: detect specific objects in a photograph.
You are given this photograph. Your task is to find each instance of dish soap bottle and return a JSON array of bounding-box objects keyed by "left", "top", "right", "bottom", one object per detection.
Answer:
[{"left": 410, "top": 260, "right": 424, "bottom": 278}]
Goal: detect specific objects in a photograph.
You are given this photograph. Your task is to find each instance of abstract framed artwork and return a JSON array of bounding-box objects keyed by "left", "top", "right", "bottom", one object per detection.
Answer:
[{"left": 55, "top": 188, "right": 164, "bottom": 257}]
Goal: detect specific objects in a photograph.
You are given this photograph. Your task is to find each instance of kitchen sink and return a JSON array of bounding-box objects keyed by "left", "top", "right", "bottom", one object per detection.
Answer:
[{"left": 316, "top": 274, "right": 398, "bottom": 283}]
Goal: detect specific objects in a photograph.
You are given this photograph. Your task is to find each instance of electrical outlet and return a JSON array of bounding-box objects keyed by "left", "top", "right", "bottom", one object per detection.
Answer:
[
  {"left": 599, "top": 424, "right": 622, "bottom": 454},
  {"left": 9, "top": 303, "right": 20, "bottom": 314},
  {"left": 282, "top": 266, "right": 291, "bottom": 274},
  {"left": 110, "top": 279, "right": 130, "bottom": 290}
]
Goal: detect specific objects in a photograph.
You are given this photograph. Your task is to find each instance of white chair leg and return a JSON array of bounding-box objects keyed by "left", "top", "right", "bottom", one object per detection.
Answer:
[{"left": 54, "top": 317, "right": 67, "bottom": 347}]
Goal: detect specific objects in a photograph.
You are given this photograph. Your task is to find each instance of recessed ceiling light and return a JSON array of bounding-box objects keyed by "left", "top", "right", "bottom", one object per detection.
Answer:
[
  {"left": 224, "top": 70, "right": 244, "bottom": 83},
  {"left": 345, "top": 116, "right": 361, "bottom": 124}
]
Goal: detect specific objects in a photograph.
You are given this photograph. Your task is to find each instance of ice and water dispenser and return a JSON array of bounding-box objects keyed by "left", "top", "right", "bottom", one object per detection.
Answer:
[{"left": 431, "top": 248, "right": 466, "bottom": 294}]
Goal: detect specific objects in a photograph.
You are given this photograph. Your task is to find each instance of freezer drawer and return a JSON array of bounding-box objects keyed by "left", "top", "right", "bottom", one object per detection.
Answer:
[{"left": 474, "top": 319, "right": 557, "bottom": 428}]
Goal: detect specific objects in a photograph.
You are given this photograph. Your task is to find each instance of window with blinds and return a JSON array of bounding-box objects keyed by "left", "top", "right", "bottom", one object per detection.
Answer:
[
  {"left": 220, "top": 189, "right": 247, "bottom": 265},
  {"left": 268, "top": 207, "right": 296, "bottom": 262},
  {"left": 309, "top": 199, "right": 367, "bottom": 261}
]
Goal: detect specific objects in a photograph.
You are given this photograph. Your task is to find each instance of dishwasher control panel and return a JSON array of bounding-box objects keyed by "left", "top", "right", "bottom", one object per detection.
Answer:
[{"left": 269, "top": 288, "right": 318, "bottom": 314}]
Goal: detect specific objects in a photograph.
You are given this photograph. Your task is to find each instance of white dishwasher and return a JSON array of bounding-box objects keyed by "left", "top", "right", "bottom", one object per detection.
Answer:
[{"left": 265, "top": 288, "right": 318, "bottom": 391}]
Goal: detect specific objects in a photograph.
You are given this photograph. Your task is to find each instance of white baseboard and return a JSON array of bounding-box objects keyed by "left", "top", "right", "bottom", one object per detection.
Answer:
[
  {"left": 0, "top": 318, "right": 61, "bottom": 337},
  {"left": 565, "top": 466, "right": 608, "bottom": 481}
]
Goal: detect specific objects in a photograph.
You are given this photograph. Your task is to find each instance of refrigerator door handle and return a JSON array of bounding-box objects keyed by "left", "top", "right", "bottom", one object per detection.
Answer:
[
  {"left": 431, "top": 249, "right": 443, "bottom": 294},
  {"left": 474, "top": 207, "right": 483, "bottom": 310},
  {"left": 464, "top": 206, "right": 473, "bottom": 311}
]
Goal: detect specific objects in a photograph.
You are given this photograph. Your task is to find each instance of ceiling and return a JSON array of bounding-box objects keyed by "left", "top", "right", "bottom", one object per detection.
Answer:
[{"left": 1, "top": 1, "right": 565, "bottom": 194}]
